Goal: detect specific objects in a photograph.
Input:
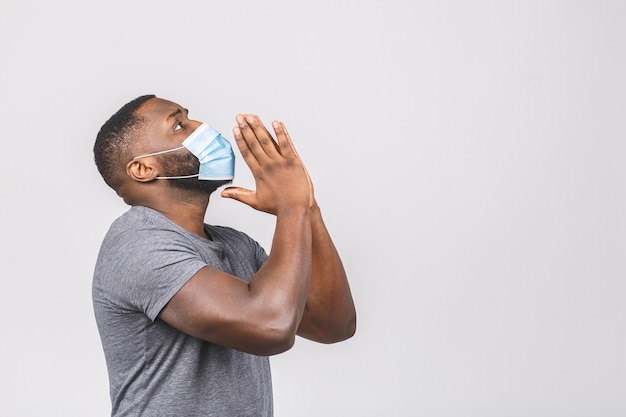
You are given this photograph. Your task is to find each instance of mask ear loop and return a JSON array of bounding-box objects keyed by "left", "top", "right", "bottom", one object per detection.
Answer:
[
  {"left": 155, "top": 173, "right": 200, "bottom": 180},
  {"left": 132, "top": 146, "right": 186, "bottom": 160}
]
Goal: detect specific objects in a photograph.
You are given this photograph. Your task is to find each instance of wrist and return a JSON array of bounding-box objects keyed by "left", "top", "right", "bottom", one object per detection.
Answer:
[{"left": 276, "top": 204, "right": 311, "bottom": 218}]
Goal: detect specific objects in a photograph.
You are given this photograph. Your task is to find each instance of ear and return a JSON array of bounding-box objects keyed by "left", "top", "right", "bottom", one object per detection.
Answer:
[{"left": 126, "top": 158, "right": 159, "bottom": 182}]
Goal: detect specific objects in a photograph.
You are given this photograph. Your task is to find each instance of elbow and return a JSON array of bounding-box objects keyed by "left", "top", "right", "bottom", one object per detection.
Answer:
[
  {"left": 344, "top": 311, "right": 357, "bottom": 340},
  {"left": 330, "top": 310, "right": 357, "bottom": 343},
  {"left": 314, "top": 310, "right": 357, "bottom": 344},
  {"left": 253, "top": 312, "right": 300, "bottom": 356},
  {"left": 261, "top": 333, "right": 296, "bottom": 356}
]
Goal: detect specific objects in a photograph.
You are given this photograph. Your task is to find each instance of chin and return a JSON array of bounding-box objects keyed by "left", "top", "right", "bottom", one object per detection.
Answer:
[{"left": 170, "top": 178, "right": 232, "bottom": 195}]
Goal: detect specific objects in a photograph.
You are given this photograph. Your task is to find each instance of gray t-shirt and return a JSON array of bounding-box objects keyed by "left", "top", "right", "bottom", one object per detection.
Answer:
[{"left": 92, "top": 206, "right": 272, "bottom": 417}]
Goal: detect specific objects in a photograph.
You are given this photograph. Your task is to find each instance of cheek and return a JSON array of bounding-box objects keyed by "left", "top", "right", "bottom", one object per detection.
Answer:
[{"left": 161, "top": 152, "right": 199, "bottom": 174}]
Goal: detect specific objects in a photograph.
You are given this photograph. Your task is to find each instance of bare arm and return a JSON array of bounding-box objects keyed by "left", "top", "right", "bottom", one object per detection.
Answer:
[
  {"left": 256, "top": 120, "right": 356, "bottom": 343},
  {"left": 297, "top": 203, "right": 356, "bottom": 343},
  {"left": 159, "top": 115, "right": 312, "bottom": 356},
  {"left": 273, "top": 121, "right": 356, "bottom": 343}
]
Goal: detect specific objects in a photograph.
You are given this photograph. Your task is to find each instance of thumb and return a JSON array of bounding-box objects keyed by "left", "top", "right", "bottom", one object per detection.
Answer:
[{"left": 221, "top": 186, "right": 256, "bottom": 206}]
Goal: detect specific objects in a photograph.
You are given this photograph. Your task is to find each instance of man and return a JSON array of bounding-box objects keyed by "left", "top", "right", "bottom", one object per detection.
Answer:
[{"left": 92, "top": 94, "right": 356, "bottom": 416}]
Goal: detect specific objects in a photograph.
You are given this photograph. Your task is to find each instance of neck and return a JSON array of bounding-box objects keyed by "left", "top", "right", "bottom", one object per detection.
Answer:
[
  {"left": 131, "top": 188, "right": 212, "bottom": 239},
  {"left": 159, "top": 199, "right": 210, "bottom": 239}
]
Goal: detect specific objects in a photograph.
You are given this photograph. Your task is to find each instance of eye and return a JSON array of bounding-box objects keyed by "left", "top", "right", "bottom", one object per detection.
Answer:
[{"left": 174, "top": 121, "right": 183, "bottom": 131}]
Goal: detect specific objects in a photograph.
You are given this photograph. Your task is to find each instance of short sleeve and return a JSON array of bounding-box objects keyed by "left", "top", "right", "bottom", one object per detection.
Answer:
[{"left": 95, "top": 227, "right": 207, "bottom": 321}]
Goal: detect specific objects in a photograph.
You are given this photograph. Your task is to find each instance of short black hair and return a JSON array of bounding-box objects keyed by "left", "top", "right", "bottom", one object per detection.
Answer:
[{"left": 94, "top": 94, "right": 156, "bottom": 191}]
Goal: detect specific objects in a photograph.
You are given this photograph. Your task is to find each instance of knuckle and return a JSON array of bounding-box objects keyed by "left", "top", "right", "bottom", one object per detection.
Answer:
[{"left": 263, "top": 161, "right": 275, "bottom": 173}]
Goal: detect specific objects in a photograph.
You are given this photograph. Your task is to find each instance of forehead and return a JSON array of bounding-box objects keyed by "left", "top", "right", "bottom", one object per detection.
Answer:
[{"left": 137, "top": 98, "right": 185, "bottom": 122}]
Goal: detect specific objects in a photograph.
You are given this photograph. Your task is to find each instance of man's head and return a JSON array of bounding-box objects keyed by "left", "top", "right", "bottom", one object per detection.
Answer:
[
  {"left": 94, "top": 95, "right": 231, "bottom": 203},
  {"left": 94, "top": 94, "right": 155, "bottom": 192}
]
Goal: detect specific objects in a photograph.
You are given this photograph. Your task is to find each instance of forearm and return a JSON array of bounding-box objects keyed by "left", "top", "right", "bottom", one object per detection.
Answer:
[
  {"left": 298, "top": 205, "right": 356, "bottom": 343},
  {"left": 159, "top": 208, "right": 314, "bottom": 357},
  {"left": 249, "top": 208, "right": 312, "bottom": 343}
]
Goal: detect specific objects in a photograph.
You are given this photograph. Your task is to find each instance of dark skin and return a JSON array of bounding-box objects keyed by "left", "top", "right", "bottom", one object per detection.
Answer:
[{"left": 119, "top": 98, "right": 356, "bottom": 356}]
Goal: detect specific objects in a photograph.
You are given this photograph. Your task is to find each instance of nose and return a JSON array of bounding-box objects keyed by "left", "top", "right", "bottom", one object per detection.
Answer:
[{"left": 189, "top": 120, "right": 203, "bottom": 131}]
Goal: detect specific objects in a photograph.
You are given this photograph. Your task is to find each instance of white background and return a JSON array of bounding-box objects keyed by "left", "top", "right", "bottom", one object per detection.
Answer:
[{"left": 1, "top": 1, "right": 625, "bottom": 416}]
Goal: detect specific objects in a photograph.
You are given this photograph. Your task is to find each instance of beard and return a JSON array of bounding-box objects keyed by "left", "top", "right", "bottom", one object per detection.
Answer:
[{"left": 158, "top": 151, "right": 232, "bottom": 195}]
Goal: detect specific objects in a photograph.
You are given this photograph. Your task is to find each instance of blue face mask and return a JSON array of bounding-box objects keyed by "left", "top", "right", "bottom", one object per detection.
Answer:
[{"left": 132, "top": 123, "right": 235, "bottom": 180}]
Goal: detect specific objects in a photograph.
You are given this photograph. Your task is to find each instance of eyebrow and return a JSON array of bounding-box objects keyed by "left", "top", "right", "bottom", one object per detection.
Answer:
[{"left": 166, "top": 108, "right": 189, "bottom": 120}]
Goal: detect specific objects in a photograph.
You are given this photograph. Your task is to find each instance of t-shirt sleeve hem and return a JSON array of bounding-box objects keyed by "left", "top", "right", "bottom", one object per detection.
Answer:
[{"left": 145, "top": 260, "right": 207, "bottom": 322}]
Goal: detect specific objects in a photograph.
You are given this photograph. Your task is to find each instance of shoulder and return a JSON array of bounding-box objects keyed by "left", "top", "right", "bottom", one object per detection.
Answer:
[
  {"left": 104, "top": 206, "right": 193, "bottom": 245},
  {"left": 97, "top": 207, "right": 205, "bottom": 272},
  {"left": 93, "top": 207, "right": 209, "bottom": 316}
]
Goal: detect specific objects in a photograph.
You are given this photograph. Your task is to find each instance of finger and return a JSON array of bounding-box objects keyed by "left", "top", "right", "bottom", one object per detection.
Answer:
[
  {"left": 278, "top": 121, "right": 305, "bottom": 167},
  {"left": 273, "top": 121, "right": 316, "bottom": 207},
  {"left": 232, "top": 122, "right": 261, "bottom": 171},
  {"left": 259, "top": 118, "right": 281, "bottom": 154},
  {"left": 275, "top": 121, "right": 308, "bottom": 177},
  {"left": 220, "top": 186, "right": 256, "bottom": 207},
  {"left": 271, "top": 120, "right": 297, "bottom": 159},
  {"left": 244, "top": 114, "right": 282, "bottom": 159},
  {"left": 235, "top": 114, "right": 266, "bottom": 163},
  {"left": 235, "top": 114, "right": 276, "bottom": 163}
]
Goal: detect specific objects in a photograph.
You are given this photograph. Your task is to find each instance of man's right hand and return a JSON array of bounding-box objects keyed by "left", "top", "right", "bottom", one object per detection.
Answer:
[{"left": 221, "top": 114, "right": 311, "bottom": 215}]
